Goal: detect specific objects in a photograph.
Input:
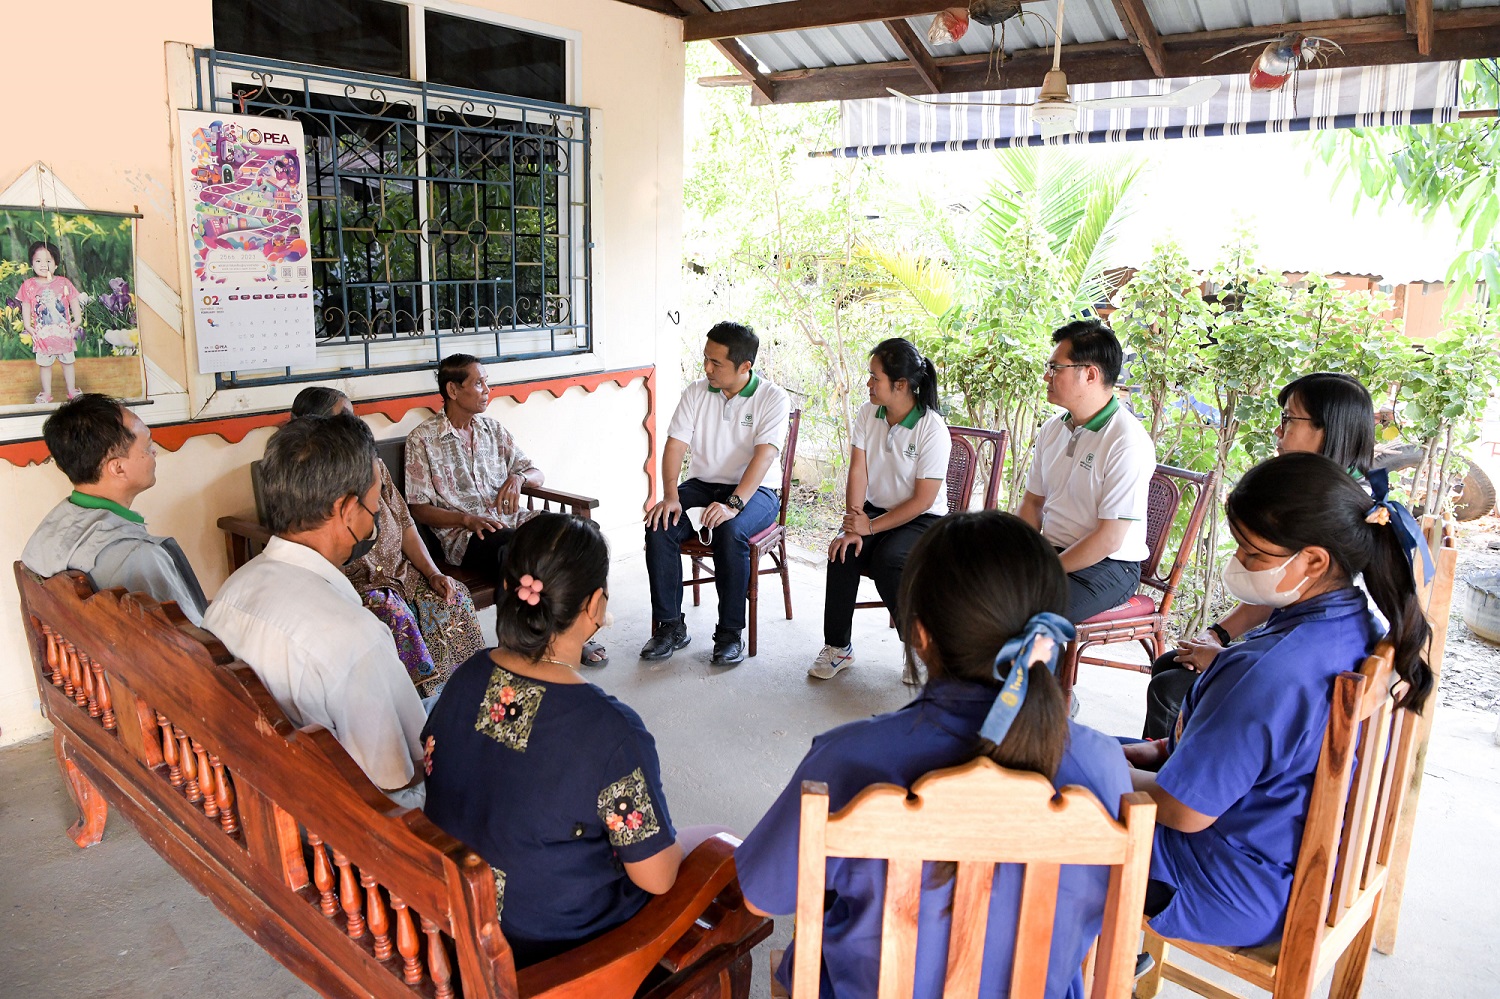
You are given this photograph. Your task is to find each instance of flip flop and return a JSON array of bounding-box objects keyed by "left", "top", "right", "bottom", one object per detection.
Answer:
[{"left": 583, "top": 639, "right": 610, "bottom": 668}]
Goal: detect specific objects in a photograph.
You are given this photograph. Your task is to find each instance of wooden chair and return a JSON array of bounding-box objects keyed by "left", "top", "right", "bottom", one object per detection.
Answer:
[
  {"left": 217, "top": 437, "right": 599, "bottom": 610},
  {"left": 681, "top": 409, "right": 801, "bottom": 658},
  {"left": 1056, "top": 465, "right": 1218, "bottom": 701},
  {"left": 852, "top": 424, "right": 1009, "bottom": 619},
  {"left": 1138, "top": 642, "right": 1415, "bottom": 999},
  {"left": 791, "top": 758, "right": 1156, "bottom": 999}
]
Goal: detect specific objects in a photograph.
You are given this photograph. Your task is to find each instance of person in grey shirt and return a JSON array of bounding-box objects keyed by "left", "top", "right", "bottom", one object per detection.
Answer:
[{"left": 23, "top": 394, "right": 208, "bottom": 625}]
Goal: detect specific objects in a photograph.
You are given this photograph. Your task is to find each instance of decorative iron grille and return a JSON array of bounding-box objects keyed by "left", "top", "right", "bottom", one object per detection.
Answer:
[{"left": 194, "top": 49, "right": 592, "bottom": 388}]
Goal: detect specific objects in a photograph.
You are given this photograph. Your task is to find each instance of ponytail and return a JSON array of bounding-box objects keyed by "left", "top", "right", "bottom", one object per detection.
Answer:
[
  {"left": 1361, "top": 520, "right": 1433, "bottom": 711},
  {"left": 494, "top": 513, "right": 609, "bottom": 662},
  {"left": 870, "top": 337, "right": 942, "bottom": 414}
]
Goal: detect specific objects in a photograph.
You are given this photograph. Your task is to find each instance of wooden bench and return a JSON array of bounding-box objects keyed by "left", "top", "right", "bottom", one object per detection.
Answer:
[
  {"left": 16, "top": 564, "right": 771, "bottom": 999},
  {"left": 217, "top": 437, "right": 600, "bottom": 609}
]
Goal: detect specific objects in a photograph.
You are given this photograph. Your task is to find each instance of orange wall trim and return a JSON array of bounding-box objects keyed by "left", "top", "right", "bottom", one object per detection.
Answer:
[{"left": 0, "top": 367, "right": 658, "bottom": 480}]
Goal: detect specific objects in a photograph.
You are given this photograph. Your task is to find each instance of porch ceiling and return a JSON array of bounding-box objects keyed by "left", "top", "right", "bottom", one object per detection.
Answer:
[{"left": 610, "top": 1, "right": 1500, "bottom": 105}]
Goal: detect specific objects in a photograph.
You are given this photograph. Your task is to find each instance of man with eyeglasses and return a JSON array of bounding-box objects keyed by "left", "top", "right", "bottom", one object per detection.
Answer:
[
  {"left": 23, "top": 393, "right": 208, "bottom": 625},
  {"left": 1019, "top": 319, "right": 1155, "bottom": 623},
  {"left": 205, "top": 413, "right": 427, "bottom": 808}
]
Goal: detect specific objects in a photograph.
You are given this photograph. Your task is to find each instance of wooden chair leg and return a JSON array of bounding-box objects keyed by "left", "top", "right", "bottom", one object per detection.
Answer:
[
  {"left": 779, "top": 543, "right": 793, "bottom": 620},
  {"left": 1136, "top": 929, "right": 1168, "bottom": 999},
  {"left": 1325, "top": 913, "right": 1379, "bottom": 999},
  {"left": 691, "top": 556, "right": 702, "bottom": 607},
  {"left": 55, "top": 730, "right": 107, "bottom": 848},
  {"left": 1059, "top": 639, "right": 1082, "bottom": 701},
  {"left": 747, "top": 556, "right": 759, "bottom": 658},
  {"left": 725, "top": 950, "right": 753, "bottom": 999}
]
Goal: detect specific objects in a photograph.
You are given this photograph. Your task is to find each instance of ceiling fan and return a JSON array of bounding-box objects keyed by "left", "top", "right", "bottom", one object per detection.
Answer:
[{"left": 889, "top": 0, "right": 1221, "bottom": 138}]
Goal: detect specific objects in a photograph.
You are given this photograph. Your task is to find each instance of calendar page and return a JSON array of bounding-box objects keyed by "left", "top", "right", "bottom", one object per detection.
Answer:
[{"left": 179, "top": 111, "right": 317, "bottom": 373}]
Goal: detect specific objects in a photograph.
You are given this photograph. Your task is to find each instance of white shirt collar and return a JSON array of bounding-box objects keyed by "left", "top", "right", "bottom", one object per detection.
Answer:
[{"left": 262, "top": 535, "right": 364, "bottom": 608}]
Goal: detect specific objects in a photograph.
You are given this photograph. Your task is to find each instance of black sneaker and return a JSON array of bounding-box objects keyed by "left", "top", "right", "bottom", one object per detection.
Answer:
[
  {"left": 640, "top": 617, "right": 689, "bottom": 660},
  {"left": 710, "top": 629, "right": 745, "bottom": 667},
  {"left": 1135, "top": 952, "right": 1155, "bottom": 981}
]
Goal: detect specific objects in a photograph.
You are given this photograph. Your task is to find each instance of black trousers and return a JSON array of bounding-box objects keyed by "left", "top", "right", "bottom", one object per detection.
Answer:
[
  {"left": 459, "top": 527, "right": 517, "bottom": 585},
  {"left": 1062, "top": 553, "right": 1142, "bottom": 624},
  {"left": 1142, "top": 651, "right": 1198, "bottom": 740},
  {"left": 823, "top": 504, "right": 939, "bottom": 648}
]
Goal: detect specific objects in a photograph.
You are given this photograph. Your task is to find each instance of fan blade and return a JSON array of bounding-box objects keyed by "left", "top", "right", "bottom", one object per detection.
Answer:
[
  {"left": 886, "top": 88, "right": 1030, "bottom": 108},
  {"left": 1073, "top": 79, "right": 1221, "bottom": 111}
]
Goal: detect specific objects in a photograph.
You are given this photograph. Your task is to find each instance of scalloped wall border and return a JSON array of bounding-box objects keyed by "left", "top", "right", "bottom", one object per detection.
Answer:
[{"left": 0, "top": 367, "right": 658, "bottom": 508}]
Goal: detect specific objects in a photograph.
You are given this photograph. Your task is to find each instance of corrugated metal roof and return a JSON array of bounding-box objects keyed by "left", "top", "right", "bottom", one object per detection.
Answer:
[{"left": 703, "top": 0, "right": 1484, "bottom": 76}]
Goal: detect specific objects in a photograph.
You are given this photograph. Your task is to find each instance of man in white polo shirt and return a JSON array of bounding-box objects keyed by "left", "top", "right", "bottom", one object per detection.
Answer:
[
  {"left": 1020, "top": 319, "right": 1154, "bottom": 623},
  {"left": 642, "top": 321, "right": 791, "bottom": 666}
]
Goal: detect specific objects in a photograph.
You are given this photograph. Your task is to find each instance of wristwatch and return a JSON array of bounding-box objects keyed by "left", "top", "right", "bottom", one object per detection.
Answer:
[{"left": 726, "top": 494, "right": 745, "bottom": 512}]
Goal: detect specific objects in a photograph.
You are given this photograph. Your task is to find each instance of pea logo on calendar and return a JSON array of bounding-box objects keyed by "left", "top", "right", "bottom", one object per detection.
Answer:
[{"left": 179, "top": 110, "right": 316, "bottom": 373}]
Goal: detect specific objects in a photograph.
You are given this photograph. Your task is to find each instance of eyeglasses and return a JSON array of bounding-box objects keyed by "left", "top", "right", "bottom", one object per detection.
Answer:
[
  {"left": 1044, "top": 362, "right": 1091, "bottom": 376},
  {"left": 1277, "top": 411, "right": 1316, "bottom": 430}
]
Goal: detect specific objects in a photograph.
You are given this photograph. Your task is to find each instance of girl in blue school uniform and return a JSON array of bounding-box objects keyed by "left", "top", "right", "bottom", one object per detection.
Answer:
[
  {"left": 1125, "top": 452, "right": 1433, "bottom": 948},
  {"left": 736, "top": 510, "right": 1133, "bottom": 999},
  {"left": 421, "top": 513, "right": 711, "bottom": 967}
]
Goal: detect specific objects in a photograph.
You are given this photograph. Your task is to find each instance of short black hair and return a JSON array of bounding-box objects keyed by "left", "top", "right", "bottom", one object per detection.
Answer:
[
  {"left": 260, "top": 413, "right": 377, "bottom": 534},
  {"left": 437, "top": 354, "right": 482, "bottom": 401},
  {"left": 706, "top": 321, "right": 759, "bottom": 368},
  {"left": 496, "top": 513, "right": 610, "bottom": 662},
  {"left": 27, "top": 241, "right": 61, "bottom": 268},
  {"left": 42, "top": 393, "right": 134, "bottom": 485},
  {"left": 1051, "top": 318, "right": 1122, "bottom": 386},
  {"left": 290, "top": 386, "right": 349, "bottom": 420},
  {"left": 1277, "top": 372, "right": 1376, "bottom": 474}
]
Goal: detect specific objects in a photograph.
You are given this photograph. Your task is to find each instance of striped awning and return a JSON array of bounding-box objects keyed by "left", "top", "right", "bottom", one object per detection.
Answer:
[{"left": 815, "top": 61, "right": 1463, "bottom": 158}]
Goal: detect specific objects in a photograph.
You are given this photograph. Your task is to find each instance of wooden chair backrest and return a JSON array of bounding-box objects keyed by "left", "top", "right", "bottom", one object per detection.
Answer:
[
  {"left": 775, "top": 410, "right": 803, "bottom": 528},
  {"left": 794, "top": 758, "right": 1155, "bottom": 999},
  {"left": 945, "top": 425, "right": 1009, "bottom": 513},
  {"left": 15, "top": 565, "right": 513, "bottom": 998},
  {"left": 1276, "top": 643, "right": 1411, "bottom": 991},
  {"left": 1139, "top": 465, "right": 1218, "bottom": 613}
]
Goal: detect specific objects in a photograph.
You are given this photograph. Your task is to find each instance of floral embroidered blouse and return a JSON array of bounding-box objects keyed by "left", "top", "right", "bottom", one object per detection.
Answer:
[
  {"left": 404, "top": 410, "right": 539, "bottom": 564},
  {"left": 342, "top": 460, "right": 421, "bottom": 599},
  {"left": 420, "top": 649, "right": 677, "bottom": 967}
]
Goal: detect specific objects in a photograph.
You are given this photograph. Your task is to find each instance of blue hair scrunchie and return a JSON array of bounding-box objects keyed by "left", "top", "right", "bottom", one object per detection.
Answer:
[
  {"left": 1364, "top": 468, "right": 1435, "bottom": 581},
  {"left": 978, "top": 612, "right": 1076, "bottom": 746}
]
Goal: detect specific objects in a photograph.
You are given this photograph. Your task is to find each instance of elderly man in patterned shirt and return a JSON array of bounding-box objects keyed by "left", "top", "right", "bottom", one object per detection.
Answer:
[{"left": 405, "top": 354, "right": 608, "bottom": 664}]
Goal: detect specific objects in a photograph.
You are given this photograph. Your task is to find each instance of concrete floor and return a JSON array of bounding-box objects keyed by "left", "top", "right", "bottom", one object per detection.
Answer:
[{"left": 2, "top": 549, "right": 1497, "bottom": 998}]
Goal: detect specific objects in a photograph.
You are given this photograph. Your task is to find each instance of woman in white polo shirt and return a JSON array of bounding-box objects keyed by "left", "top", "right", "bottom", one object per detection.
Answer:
[{"left": 811, "top": 338, "right": 951, "bottom": 680}]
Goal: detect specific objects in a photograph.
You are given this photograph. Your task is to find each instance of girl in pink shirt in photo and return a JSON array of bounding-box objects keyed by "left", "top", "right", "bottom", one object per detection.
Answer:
[{"left": 18, "top": 241, "right": 84, "bottom": 404}]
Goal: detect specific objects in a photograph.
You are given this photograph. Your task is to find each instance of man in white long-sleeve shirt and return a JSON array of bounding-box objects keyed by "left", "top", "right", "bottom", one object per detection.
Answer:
[{"left": 205, "top": 413, "right": 427, "bottom": 809}]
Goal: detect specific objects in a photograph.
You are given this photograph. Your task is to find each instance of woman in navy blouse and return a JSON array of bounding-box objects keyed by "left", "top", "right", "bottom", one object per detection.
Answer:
[
  {"left": 421, "top": 513, "right": 686, "bottom": 966},
  {"left": 1126, "top": 452, "right": 1432, "bottom": 947},
  {"left": 737, "top": 510, "right": 1132, "bottom": 999}
]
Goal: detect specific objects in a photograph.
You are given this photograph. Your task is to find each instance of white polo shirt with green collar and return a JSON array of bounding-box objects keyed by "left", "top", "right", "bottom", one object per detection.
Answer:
[
  {"left": 666, "top": 371, "right": 792, "bottom": 489},
  {"left": 851, "top": 402, "right": 951, "bottom": 516},
  {"left": 1026, "top": 396, "right": 1153, "bottom": 563}
]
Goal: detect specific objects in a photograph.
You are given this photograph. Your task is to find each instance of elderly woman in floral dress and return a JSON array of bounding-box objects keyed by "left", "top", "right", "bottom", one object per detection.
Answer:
[{"left": 290, "top": 387, "right": 483, "bottom": 697}]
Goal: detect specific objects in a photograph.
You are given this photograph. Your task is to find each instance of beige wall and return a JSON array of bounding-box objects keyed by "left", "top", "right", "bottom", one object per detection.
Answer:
[{"left": 0, "top": 0, "right": 685, "bottom": 745}]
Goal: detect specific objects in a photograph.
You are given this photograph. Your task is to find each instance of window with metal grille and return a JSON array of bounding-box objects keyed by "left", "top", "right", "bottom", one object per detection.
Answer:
[{"left": 194, "top": 47, "right": 591, "bottom": 388}]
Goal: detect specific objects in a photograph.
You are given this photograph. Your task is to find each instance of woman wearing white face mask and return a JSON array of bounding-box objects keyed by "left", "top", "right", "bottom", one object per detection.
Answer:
[{"left": 1122, "top": 452, "right": 1432, "bottom": 948}]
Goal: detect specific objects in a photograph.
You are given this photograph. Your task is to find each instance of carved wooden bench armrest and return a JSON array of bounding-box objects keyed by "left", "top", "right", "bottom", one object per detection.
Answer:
[{"left": 521, "top": 485, "right": 600, "bottom": 518}]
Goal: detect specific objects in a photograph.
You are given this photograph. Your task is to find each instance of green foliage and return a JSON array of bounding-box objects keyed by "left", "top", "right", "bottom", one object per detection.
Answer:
[{"left": 1313, "top": 60, "right": 1500, "bottom": 301}]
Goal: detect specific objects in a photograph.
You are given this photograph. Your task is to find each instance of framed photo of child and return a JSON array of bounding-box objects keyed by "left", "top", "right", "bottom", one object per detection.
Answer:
[{"left": 0, "top": 206, "right": 146, "bottom": 411}]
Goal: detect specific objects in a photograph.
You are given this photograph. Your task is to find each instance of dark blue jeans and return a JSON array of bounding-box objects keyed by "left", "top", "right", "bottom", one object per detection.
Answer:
[{"left": 645, "top": 478, "right": 779, "bottom": 634}]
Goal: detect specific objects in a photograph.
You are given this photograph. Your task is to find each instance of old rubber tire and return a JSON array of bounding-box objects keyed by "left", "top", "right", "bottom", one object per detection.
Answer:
[{"left": 1454, "top": 462, "right": 1497, "bottom": 522}]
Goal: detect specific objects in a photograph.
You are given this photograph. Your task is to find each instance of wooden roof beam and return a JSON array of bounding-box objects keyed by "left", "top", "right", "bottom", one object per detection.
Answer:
[
  {"left": 1110, "top": 0, "right": 1166, "bottom": 77},
  {"left": 667, "top": 0, "right": 778, "bottom": 102},
  {"left": 1407, "top": 0, "right": 1434, "bottom": 57},
  {"left": 884, "top": 18, "right": 944, "bottom": 93},
  {"left": 682, "top": 1, "right": 1050, "bottom": 44}
]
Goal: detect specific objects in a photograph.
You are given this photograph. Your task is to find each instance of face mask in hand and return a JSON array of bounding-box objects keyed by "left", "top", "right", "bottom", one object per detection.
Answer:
[
  {"left": 1220, "top": 551, "right": 1307, "bottom": 608},
  {"left": 345, "top": 500, "right": 380, "bottom": 566}
]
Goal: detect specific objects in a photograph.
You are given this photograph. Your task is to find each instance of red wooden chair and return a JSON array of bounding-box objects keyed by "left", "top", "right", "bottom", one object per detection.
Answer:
[
  {"left": 1055, "top": 464, "right": 1218, "bottom": 701},
  {"left": 853, "top": 424, "right": 1009, "bottom": 620},
  {"left": 682, "top": 410, "right": 801, "bottom": 658}
]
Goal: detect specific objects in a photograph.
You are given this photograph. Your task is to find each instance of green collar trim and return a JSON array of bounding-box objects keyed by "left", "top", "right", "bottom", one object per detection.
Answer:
[
  {"left": 708, "top": 371, "right": 760, "bottom": 398},
  {"left": 68, "top": 490, "right": 144, "bottom": 524},
  {"left": 1065, "top": 396, "right": 1119, "bottom": 433},
  {"left": 875, "top": 404, "right": 924, "bottom": 430}
]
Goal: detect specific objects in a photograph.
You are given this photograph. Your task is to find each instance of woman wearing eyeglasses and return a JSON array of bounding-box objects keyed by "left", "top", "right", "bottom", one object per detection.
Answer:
[{"left": 1139, "top": 372, "right": 1377, "bottom": 740}]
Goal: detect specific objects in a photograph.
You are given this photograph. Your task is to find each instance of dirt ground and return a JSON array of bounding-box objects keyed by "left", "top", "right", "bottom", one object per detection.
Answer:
[{"left": 1442, "top": 513, "right": 1500, "bottom": 713}]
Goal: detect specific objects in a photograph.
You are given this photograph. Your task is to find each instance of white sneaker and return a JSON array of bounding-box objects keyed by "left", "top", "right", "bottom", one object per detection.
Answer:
[{"left": 809, "top": 644, "right": 855, "bottom": 680}]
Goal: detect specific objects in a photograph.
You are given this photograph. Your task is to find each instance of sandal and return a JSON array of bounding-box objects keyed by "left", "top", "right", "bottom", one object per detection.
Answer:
[
  {"left": 35, "top": 392, "right": 52, "bottom": 405},
  {"left": 66, "top": 389, "right": 83, "bottom": 400},
  {"left": 582, "top": 639, "right": 610, "bottom": 668}
]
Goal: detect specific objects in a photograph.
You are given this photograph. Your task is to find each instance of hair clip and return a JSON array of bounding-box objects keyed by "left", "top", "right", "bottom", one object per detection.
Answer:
[{"left": 516, "top": 574, "right": 544, "bottom": 605}]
